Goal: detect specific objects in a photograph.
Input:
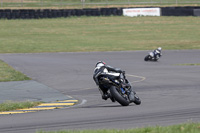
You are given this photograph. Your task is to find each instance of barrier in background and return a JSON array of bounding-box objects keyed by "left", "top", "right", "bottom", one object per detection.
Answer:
[
  {"left": 123, "top": 8, "right": 161, "bottom": 17},
  {"left": 0, "top": 7, "right": 199, "bottom": 19},
  {"left": 194, "top": 9, "right": 200, "bottom": 16},
  {"left": 161, "top": 7, "right": 194, "bottom": 16},
  {"left": 1, "top": 0, "right": 200, "bottom": 8}
]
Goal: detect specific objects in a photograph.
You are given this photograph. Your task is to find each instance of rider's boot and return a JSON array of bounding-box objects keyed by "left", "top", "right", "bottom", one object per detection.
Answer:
[
  {"left": 99, "top": 87, "right": 110, "bottom": 100},
  {"left": 103, "top": 92, "right": 115, "bottom": 102},
  {"left": 102, "top": 93, "right": 110, "bottom": 100}
]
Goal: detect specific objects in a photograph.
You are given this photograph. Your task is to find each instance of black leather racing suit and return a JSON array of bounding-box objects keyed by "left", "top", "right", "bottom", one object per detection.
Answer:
[
  {"left": 153, "top": 49, "right": 162, "bottom": 60},
  {"left": 93, "top": 65, "right": 123, "bottom": 96},
  {"left": 93, "top": 65, "right": 122, "bottom": 85}
]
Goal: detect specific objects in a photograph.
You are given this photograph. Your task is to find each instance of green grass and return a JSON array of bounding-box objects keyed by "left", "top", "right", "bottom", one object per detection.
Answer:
[
  {"left": 175, "top": 63, "right": 200, "bottom": 66},
  {"left": 0, "top": 60, "right": 31, "bottom": 82},
  {"left": 0, "top": 100, "right": 41, "bottom": 112},
  {"left": 36, "top": 122, "right": 200, "bottom": 133},
  {"left": 0, "top": 16, "right": 200, "bottom": 53},
  {"left": 1, "top": 0, "right": 200, "bottom": 8}
]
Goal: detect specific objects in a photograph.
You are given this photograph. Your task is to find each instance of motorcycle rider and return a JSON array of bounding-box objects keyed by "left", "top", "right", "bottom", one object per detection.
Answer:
[
  {"left": 153, "top": 47, "right": 162, "bottom": 60},
  {"left": 93, "top": 61, "right": 136, "bottom": 102}
]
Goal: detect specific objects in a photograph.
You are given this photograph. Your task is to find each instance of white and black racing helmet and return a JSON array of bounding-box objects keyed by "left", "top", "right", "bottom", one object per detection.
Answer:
[
  {"left": 95, "top": 61, "right": 106, "bottom": 67},
  {"left": 157, "top": 47, "right": 162, "bottom": 51}
]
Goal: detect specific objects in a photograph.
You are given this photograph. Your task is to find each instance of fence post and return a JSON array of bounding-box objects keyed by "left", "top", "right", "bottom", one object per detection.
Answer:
[
  {"left": 176, "top": 0, "right": 178, "bottom": 5},
  {"left": 1, "top": 0, "right": 2, "bottom": 8},
  {"left": 81, "top": 0, "right": 85, "bottom": 9},
  {"left": 21, "top": 0, "right": 23, "bottom": 7},
  {"left": 60, "top": 0, "right": 63, "bottom": 7},
  {"left": 41, "top": 0, "right": 43, "bottom": 7}
]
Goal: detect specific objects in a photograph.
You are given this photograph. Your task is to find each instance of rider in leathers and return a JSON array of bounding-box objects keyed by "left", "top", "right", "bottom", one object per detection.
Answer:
[
  {"left": 93, "top": 61, "right": 136, "bottom": 102},
  {"left": 153, "top": 47, "right": 162, "bottom": 60}
]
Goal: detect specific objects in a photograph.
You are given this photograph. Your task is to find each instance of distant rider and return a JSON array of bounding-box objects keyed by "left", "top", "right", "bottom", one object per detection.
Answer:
[
  {"left": 153, "top": 47, "right": 162, "bottom": 60},
  {"left": 93, "top": 61, "right": 135, "bottom": 102}
]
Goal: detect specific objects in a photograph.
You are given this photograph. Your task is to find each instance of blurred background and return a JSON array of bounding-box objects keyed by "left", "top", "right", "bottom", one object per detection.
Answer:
[{"left": 1, "top": 0, "right": 200, "bottom": 9}]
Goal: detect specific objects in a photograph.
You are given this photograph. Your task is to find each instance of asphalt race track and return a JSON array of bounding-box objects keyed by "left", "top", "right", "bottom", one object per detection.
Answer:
[{"left": 0, "top": 50, "right": 200, "bottom": 133}]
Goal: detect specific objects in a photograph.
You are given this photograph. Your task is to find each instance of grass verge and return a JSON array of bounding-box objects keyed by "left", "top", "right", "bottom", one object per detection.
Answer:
[
  {"left": 0, "top": 16, "right": 200, "bottom": 53},
  {"left": 175, "top": 63, "right": 200, "bottom": 66},
  {"left": 0, "top": 60, "right": 31, "bottom": 82},
  {"left": 0, "top": 100, "right": 41, "bottom": 112},
  {"left": 36, "top": 122, "right": 200, "bottom": 133},
  {"left": 1, "top": 0, "right": 200, "bottom": 9}
]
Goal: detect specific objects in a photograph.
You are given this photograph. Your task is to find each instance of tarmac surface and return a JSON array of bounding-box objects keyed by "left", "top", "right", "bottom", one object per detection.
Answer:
[{"left": 0, "top": 50, "right": 200, "bottom": 133}]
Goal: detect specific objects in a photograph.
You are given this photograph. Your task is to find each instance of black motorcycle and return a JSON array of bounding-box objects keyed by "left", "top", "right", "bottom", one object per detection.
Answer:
[
  {"left": 144, "top": 52, "right": 161, "bottom": 61},
  {"left": 97, "top": 72, "right": 141, "bottom": 106}
]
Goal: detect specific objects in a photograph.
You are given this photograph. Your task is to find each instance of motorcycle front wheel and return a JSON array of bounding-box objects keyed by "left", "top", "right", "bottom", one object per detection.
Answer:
[
  {"left": 144, "top": 55, "right": 150, "bottom": 61},
  {"left": 133, "top": 94, "right": 141, "bottom": 105},
  {"left": 110, "top": 86, "right": 129, "bottom": 106}
]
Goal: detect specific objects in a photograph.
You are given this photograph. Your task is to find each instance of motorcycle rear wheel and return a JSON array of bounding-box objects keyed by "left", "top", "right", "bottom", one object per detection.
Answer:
[{"left": 110, "top": 86, "right": 129, "bottom": 106}]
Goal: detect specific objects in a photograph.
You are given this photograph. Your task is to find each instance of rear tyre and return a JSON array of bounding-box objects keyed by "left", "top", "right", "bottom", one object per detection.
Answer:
[{"left": 110, "top": 86, "right": 129, "bottom": 106}]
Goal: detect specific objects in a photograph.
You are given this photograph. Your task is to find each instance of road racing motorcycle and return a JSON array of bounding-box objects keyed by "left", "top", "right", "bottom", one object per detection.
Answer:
[
  {"left": 144, "top": 51, "right": 161, "bottom": 61},
  {"left": 97, "top": 71, "right": 141, "bottom": 106}
]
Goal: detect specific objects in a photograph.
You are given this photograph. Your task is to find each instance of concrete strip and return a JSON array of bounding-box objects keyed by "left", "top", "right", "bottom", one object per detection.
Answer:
[
  {"left": 0, "top": 80, "right": 71, "bottom": 103},
  {"left": 57, "top": 100, "right": 78, "bottom": 102},
  {"left": 0, "top": 111, "right": 36, "bottom": 115},
  {"left": 0, "top": 80, "right": 78, "bottom": 115},
  {"left": 18, "top": 107, "right": 57, "bottom": 111},
  {"left": 38, "top": 103, "right": 75, "bottom": 106}
]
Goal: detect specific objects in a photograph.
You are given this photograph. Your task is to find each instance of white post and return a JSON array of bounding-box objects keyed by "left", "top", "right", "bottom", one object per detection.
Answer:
[
  {"left": 41, "top": 0, "right": 43, "bottom": 7},
  {"left": 21, "top": 0, "right": 23, "bottom": 7},
  {"left": 81, "top": 0, "right": 85, "bottom": 8},
  {"left": 61, "top": 0, "right": 63, "bottom": 7}
]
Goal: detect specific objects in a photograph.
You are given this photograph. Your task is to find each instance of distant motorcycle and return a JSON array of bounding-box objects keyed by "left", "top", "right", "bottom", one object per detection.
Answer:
[
  {"left": 144, "top": 52, "right": 160, "bottom": 61},
  {"left": 144, "top": 47, "right": 162, "bottom": 61},
  {"left": 97, "top": 72, "right": 141, "bottom": 106}
]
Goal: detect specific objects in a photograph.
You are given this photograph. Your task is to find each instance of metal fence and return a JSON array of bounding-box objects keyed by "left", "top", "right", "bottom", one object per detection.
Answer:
[{"left": 1, "top": 0, "right": 200, "bottom": 8}]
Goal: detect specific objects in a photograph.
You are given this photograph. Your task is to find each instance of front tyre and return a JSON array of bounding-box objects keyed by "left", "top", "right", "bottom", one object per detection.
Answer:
[
  {"left": 144, "top": 55, "right": 150, "bottom": 61},
  {"left": 110, "top": 86, "right": 129, "bottom": 106},
  {"left": 133, "top": 94, "right": 141, "bottom": 105}
]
